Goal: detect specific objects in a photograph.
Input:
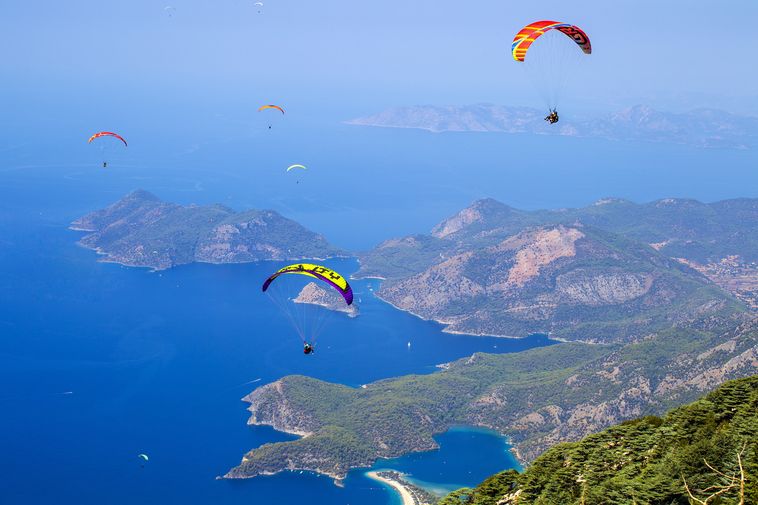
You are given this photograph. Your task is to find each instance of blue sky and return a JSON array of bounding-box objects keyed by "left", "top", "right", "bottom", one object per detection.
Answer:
[{"left": 2, "top": 0, "right": 758, "bottom": 121}]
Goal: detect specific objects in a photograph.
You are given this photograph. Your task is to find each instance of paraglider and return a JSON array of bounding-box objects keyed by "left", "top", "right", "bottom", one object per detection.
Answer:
[
  {"left": 258, "top": 105, "right": 284, "bottom": 129},
  {"left": 262, "top": 263, "right": 353, "bottom": 354},
  {"left": 512, "top": 21, "right": 591, "bottom": 123},
  {"left": 137, "top": 454, "right": 149, "bottom": 468},
  {"left": 287, "top": 164, "right": 306, "bottom": 184},
  {"left": 254, "top": 1, "right": 264, "bottom": 13},
  {"left": 88, "top": 132, "right": 127, "bottom": 168},
  {"left": 164, "top": 5, "right": 176, "bottom": 17}
]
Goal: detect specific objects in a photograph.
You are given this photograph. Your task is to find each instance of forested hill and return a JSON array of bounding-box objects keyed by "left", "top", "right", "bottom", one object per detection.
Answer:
[
  {"left": 226, "top": 316, "right": 757, "bottom": 482},
  {"left": 439, "top": 375, "right": 758, "bottom": 505},
  {"left": 71, "top": 190, "right": 345, "bottom": 270}
]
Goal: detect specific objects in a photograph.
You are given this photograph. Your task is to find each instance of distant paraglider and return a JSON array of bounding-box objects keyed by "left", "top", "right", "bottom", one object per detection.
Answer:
[
  {"left": 258, "top": 105, "right": 284, "bottom": 115},
  {"left": 164, "top": 5, "right": 176, "bottom": 17},
  {"left": 258, "top": 104, "right": 284, "bottom": 129},
  {"left": 512, "top": 20, "right": 591, "bottom": 124},
  {"left": 286, "top": 164, "right": 306, "bottom": 184},
  {"left": 88, "top": 132, "right": 127, "bottom": 168},
  {"left": 254, "top": 1, "right": 264, "bottom": 14},
  {"left": 137, "top": 454, "right": 149, "bottom": 468}
]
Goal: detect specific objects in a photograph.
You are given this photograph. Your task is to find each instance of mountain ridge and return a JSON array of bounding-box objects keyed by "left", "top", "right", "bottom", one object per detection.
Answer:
[{"left": 71, "top": 190, "right": 346, "bottom": 270}]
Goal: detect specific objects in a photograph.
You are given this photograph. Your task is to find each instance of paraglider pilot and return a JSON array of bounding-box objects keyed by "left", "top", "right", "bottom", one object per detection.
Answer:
[
  {"left": 545, "top": 109, "right": 559, "bottom": 124},
  {"left": 303, "top": 342, "right": 314, "bottom": 355}
]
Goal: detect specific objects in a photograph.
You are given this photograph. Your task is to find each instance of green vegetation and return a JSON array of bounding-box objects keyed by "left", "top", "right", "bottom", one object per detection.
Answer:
[
  {"left": 359, "top": 197, "right": 758, "bottom": 280},
  {"left": 71, "top": 190, "right": 344, "bottom": 269},
  {"left": 438, "top": 376, "right": 758, "bottom": 505},
  {"left": 228, "top": 317, "right": 757, "bottom": 480},
  {"left": 356, "top": 197, "right": 753, "bottom": 343}
]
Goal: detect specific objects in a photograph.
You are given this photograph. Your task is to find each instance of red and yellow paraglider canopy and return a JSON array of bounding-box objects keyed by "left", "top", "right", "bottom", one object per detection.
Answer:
[
  {"left": 512, "top": 21, "right": 591, "bottom": 62},
  {"left": 258, "top": 104, "right": 285, "bottom": 114},
  {"left": 87, "top": 131, "right": 128, "bottom": 147}
]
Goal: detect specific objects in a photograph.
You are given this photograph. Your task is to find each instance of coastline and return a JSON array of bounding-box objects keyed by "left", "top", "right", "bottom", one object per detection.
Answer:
[
  {"left": 371, "top": 289, "right": 603, "bottom": 345},
  {"left": 71, "top": 229, "right": 353, "bottom": 273},
  {"left": 371, "top": 290, "right": 527, "bottom": 339},
  {"left": 366, "top": 471, "right": 429, "bottom": 505}
]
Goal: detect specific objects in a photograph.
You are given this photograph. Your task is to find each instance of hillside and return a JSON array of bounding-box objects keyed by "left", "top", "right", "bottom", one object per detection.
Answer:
[
  {"left": 438, "top": 375, "right": 758, "bottom": 505},
  {"left": 358, "top": 197, "right": 757, "bottom": 339},
  {"left": 346, "top": 104, "right": 758, "bottom": 149},
  {"left": 70, "top": 190, "right": 345, "bottom": 270},
  {"left": 225, "top": 316, "right": 757, "bottom": 482}
]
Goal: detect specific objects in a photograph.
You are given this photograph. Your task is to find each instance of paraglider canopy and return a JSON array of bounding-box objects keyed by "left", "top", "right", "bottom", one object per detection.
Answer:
[
  {"left": 258, "top": 105, "right": 285, "bottom": 114},
  {"left": 286, "top": 164, "right": 307, "bottom": 172},
  {"left": 263, "top": 263, "right": 353, "bottom": 305},
  {"left": 512, "top": 21, "right": 591, "bottom": 62},
  {"left": 138, "top": 454, "right": 149, "bottom": 462},
  {"left": 88, "top": 132, "right": 128, "bottom": 147}
]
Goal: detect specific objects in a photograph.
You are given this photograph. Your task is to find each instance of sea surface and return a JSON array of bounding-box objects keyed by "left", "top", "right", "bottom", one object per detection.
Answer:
[
  {"left": 1, "top": 121, "right": 756, "bottom": 504},
  {"left": 373, "top": 426, "right": 522, "bottom": 499}
]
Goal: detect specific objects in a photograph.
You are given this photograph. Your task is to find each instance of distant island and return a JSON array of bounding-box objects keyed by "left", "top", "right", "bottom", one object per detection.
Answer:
[
  {"left": 225, "top": 196, "right": 757, "bottom": 484},
  {"left": 346, "top": 104, "right": 758, "bottom": 149},
  {"left": 70, "top": 190, "right": 345, "bottom": 270}
]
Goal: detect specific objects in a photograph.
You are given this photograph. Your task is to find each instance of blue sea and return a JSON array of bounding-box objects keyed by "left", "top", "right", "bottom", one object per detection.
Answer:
[{"left": 1, "top": 120, "right": 756, "bottom": 504}]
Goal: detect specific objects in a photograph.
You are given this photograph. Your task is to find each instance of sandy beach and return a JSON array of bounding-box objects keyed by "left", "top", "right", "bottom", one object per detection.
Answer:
[{"left": 366, "top": 471, "right": 419, "bottom": 505}]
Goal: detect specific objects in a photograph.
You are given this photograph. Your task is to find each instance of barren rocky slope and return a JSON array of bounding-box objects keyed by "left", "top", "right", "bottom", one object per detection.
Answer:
[{"left": 358, "top": 197, "right": 756, "bottom": 341}]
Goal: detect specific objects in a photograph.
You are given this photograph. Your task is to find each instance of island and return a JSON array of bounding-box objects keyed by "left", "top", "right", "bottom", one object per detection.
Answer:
[
  {"left": 346, "top": 104, "right": 758, "bottom": 149},
  {"left": 294, "top": 283, "right": 359, "bottom": 317},
  {"left": 70, "top": 190, "right": 345, "bottom": 270}
]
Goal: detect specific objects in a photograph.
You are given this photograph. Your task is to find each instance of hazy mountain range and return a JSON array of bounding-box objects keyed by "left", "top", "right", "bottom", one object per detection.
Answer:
[{"left": 346, "top": 104, "right": 758, "bottom": 149}]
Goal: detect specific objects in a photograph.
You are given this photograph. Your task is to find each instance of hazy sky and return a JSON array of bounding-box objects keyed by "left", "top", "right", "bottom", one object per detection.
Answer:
[{"left": 3, "top": 0, "right": 758, "bottom": 122}]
